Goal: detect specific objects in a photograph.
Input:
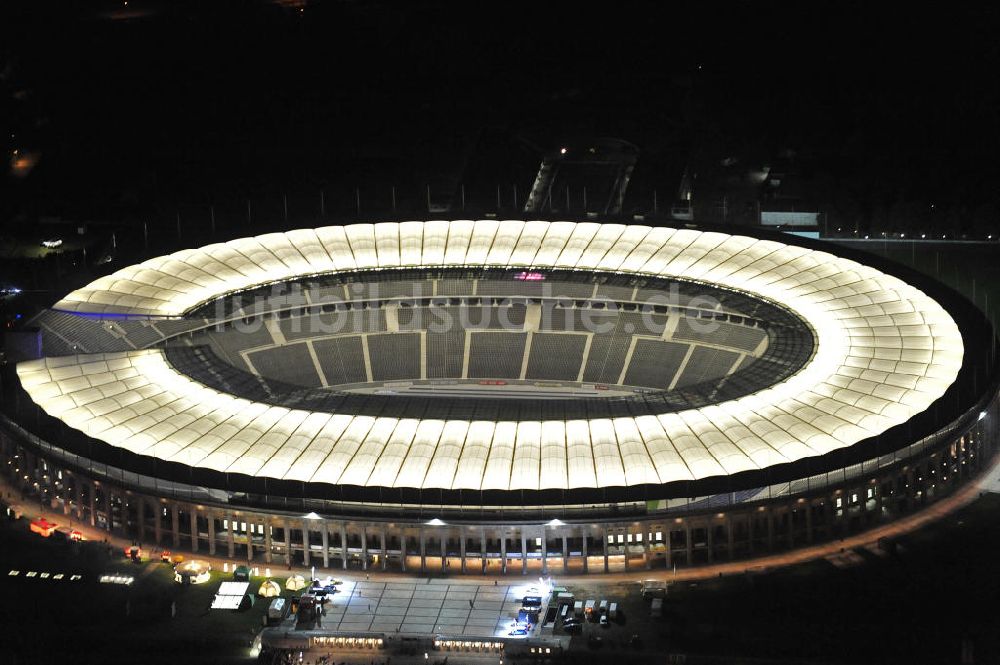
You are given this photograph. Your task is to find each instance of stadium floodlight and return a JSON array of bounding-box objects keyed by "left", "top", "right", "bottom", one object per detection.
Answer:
[{"left": 425, "top": 518, "right": 446, "bottom": 526}]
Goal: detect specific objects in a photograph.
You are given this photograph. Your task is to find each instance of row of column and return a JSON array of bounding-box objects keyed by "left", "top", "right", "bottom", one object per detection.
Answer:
[{"left": 1, "top": 425, "right": 991, "bottom": 574}]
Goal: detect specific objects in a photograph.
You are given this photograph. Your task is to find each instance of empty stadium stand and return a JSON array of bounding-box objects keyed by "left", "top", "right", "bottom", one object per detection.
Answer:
[
  {"left": 32, "top": 269, "right": 811, "bottom": 406},
  {"left": 467, "top": 332, "right": 528, "bottom": 378},
  {"left": 622, "top": 339, "right": 691, "bottom": 389},
  {"left": 675, "top": 346, "right": 742, "bottom": 389},
  {"left": 426, "top": 330, "right": 465, "bottom": 378},
  {"left": 32, "top": 310, "right": 210, "bottom": 356},
  {"left": 672, "top": 318, "right": 767, "bottom": 352},
  {"left": 525, "top": 333, "right": 587, "bottom": 381},
  {"left": 313, "top": 336, "right": 368, "bottom": 385},
  {"left": 247, "top": 343, "right": 323, "bottom": 388},
  {"left": 368, "top": 333, "right": 421, "bottom": 382}
]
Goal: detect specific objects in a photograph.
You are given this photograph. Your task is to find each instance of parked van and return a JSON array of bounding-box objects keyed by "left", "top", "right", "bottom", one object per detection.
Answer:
[
  {"left": 641, "top": 579, "right": 668, "bottom": 599},
  {"left": 584, "top": 600, "right": 596, "bottom": 620},
  {"left": 598, "top": 599, "right": 608, "bottom": 615},
  {"left": 608, "top": 602, "right": 618, "bottom": 620},
  {"left": 573, "top": 600, "right": 584, "bottom": 617},
  {"left": 522, "top": 595, "right": 543, "bottom": 609},
  {"left": 560, "top": 603, "right": 570, "bottom": 619},
  {"left": 267, "top": 598, "right": 287, "bottom": 624}
]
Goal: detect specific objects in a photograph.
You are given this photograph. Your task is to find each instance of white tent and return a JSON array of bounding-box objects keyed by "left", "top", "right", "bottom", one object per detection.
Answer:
[
  {"left": 259, "top": 579, "right": 281, "bottom": 598},
  {"left": 285, "top": 574, "right": 307, "bottom": 591}
]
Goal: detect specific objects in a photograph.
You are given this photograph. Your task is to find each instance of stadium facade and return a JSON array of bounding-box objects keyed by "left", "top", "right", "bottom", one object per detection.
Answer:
[{"left": 2, "top": 219, "right": 997, "bottom": 574}]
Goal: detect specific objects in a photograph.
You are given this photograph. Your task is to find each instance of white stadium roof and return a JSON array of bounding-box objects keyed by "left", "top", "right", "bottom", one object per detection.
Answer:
[{"left": 20, "top": 221, "right": 964, "bottom": 490}]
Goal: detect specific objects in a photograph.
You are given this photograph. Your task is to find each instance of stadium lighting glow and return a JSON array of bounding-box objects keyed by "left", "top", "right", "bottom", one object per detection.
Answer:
[
  {"left": 24, "top": 221, "right": 964, "bottom": 491},
  {"left": 175, "top": 560, "right": 212, "bottom": 585},
  {"left": 425, "top": 518, "right": 446, "bottom": 526}
]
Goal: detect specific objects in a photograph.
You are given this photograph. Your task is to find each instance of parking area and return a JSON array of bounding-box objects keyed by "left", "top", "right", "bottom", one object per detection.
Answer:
[{"left": 556, "top": 580, "right": 663, "bottom": 652}]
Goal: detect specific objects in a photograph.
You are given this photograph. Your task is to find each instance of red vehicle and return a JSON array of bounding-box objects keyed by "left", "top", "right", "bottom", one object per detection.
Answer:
[
  {"left": 30, "top": 518, "right": 58, "bottom": 537},
  {"left": 55, "top": 526, "right": 84, "bottom": 541}
]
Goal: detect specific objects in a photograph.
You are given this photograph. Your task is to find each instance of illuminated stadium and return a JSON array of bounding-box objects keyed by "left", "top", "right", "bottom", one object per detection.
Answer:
[{"left": 2, "top": 220, "right": 998, "bottom": 573}]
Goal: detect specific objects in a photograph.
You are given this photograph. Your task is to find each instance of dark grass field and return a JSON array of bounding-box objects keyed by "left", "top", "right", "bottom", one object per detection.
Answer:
[{"left": 0, "top": 510, "right": 290, "bottom": 665}]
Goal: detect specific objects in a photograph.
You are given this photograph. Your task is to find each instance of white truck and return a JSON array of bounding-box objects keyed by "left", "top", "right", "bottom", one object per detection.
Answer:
[
  {"left": 641, "top": 579, "right": 668, "bottom": 599},
  {"left": 573, "top": 600, "right": 584, "bottom": 617},
  {"left": 267, "top": 597, "right": 288, "bottom": 624},
  {"left": 608, "top": 602, "right": 618, "bottom": 620},
  {"left": 650, "top": 597, "right": 663, "bottom": 618}
]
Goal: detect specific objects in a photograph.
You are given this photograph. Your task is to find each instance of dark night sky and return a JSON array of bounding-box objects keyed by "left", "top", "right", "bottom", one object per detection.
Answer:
[{"left": 2, "top": 0, "right": 999, "bottom": 228}]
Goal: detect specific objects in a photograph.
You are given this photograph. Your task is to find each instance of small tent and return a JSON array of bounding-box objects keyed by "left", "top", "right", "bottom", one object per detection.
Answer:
[
  {"left": 259, "top": 579, "right": 281, "bottom": 598},
  {"left": 285, "top": 574, "right": 307, "bottom": 591}
]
